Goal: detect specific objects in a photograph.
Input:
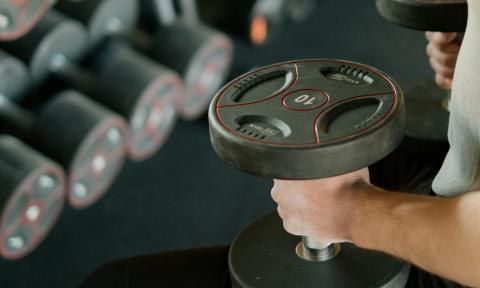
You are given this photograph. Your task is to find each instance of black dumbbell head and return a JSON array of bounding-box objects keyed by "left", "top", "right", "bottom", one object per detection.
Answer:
[
  {"left": 56, "top": 0, "right": 139, "bottom": 46},
  {"left": 229, "top": 212, "right": 410, "bottom": 288},
  {"left": 92, "top": 41, "right": 182, "bottom": 161},
  {"left": 209, "top": 59, "right": 405, "bottom": 179},
  {"left": 0, "top": 135, "right": 65, "bottom": 259},
  {"left": 150, "top": 21, "right": 233, "bottom": 119},
  {"left": 0, "top": 0, "right": 52, "bottom": 41},
  {"left": 376, "top": 0, "right": 467, "bottom": 32},
  {"left": 0, "top": 50, "right": 29, "bottom": 102},
  {"left": 31, "top": 91, "right": 129, "bottom": 209},
  {"left": 0, "top": 10, "right": 88, "bottom": 85}
]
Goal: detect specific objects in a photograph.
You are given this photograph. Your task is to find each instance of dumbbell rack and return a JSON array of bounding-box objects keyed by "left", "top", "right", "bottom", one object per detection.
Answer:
[{"left": 0, "top": 0, "right": 237, "bottom": 260}]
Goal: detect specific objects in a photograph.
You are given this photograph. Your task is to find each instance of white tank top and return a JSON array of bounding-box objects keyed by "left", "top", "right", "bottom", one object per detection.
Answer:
[{"left": 432, "top": 0, "right": 480, "bottom": 196}]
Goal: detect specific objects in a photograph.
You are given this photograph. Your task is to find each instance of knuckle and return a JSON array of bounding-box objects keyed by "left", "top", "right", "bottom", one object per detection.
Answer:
[
  {"left": 283, "top": 221, "right": 301, "bottom": 236},
  {"left": 276, "top": 206, "right": 284, "bottom": 217}
]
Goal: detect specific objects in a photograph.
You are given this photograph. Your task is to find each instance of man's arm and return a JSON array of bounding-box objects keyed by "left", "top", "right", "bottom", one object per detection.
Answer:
[
  {"left": 272, "top": 174, "right": 480, "bottom": 288},
  {"left": 352, "top": 184, "right": 480, "bottom": 287}
]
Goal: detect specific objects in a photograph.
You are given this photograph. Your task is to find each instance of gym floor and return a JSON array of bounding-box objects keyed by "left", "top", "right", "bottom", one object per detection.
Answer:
[{"left": 0, "top": 1, "right": 433, "bottom": 287}]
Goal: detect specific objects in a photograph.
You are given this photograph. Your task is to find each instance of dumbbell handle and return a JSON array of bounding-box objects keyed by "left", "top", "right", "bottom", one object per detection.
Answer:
[
  {"left": 297, "top": 236, "right": 341, "bottom": 262},
  {"left": 50, "top": 54, "right": 95, "bottom": 96},
  {"left": 0, "top": 94, "right": 36, "bottom": 138}
]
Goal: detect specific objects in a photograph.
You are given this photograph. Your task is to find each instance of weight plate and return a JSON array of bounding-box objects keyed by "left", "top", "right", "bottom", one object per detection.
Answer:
[
  {"left": 209, "top": 59, "right": 405, "bottom": 179},
  {"left": 229, "top": 213, "right": 410, "bottom": 288},
  {"left": 0, "top": 10, "right": 88, "bottom": 85},
  {"left": 32, "top": 91, "right": 129, "bottom": 209},
  {"left": 93, "top": 43, "right": 181, "bottom": 161},
  {"left": 375, "top": 0, "right": 467, "bottom": 32},
  {"left": 0, "top": 0, "right": 52, "bottom": 41},
  {"left": 150, "top": 22, "right": 233, "bottom": 119},
  {"left": 0, "top": 49, "right": 29, "bottom": 102},
  {"left": 68, "top": 114, "right": 127, "bottom": 208},
  {"left": 183, "top": 30, "right": 232, "bottom": 119},
  {"left": 56, "top": 0, "right": 139, "bottom": 46},
  {"left": 0, "top": 135, "right": 65, "bottom": 259},
  {"left": 405, "top": 77, "right": 449, "bottom": 141}
]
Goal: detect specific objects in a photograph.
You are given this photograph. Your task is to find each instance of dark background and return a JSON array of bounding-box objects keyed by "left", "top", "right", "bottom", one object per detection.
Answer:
[{"left": 0, "top": 1, "right": 433, "bottom": 287}]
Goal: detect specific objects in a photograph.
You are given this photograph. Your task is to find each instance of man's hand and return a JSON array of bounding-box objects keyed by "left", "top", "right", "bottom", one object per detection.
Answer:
[
  {"left": 271, "top": 168, "right": 369, "bottom": 243},
  {"left": 425, "top": 32, "right": 461, "bottom": 90}
]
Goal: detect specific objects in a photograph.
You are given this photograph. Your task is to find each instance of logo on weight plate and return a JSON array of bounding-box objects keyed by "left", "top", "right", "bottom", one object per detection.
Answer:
[
  {"left": 249, "top": 124, "right": 279, "bottom": 136},
  {"left": 329, "top": 73, "right": 360, "bottom": 85}
]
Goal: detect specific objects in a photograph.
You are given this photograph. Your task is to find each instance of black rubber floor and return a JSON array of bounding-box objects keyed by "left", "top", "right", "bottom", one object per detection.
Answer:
[{"left": 0, "top": 1, "right": 433, "bottom": 287}]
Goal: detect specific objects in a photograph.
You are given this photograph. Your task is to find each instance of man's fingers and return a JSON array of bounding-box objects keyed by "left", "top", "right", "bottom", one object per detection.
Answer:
[
  {"left": 429, "top": 57, "right": 455, "bottom": 78},
  {"left": 425, "top": 31, "right": 458, "bottom": 45},
  {"left": 426, "top": 43, "right": 459, "bottom": 67},
  {"left": 435, "top": 73, "right": 453, "bottom": 90},
  {"left": 281, "top": 216, "right": 305, "bottom": 236}
]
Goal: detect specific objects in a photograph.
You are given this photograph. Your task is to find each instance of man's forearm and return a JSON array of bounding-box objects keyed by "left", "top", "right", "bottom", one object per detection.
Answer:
[{"left": 350, "top": 185, "right": 480, "bottom": 287}]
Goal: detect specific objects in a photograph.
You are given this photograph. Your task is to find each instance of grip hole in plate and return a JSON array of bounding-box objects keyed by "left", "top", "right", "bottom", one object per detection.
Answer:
[
  {"left": 320, "top": 65, "right": 374, "bottom": 85},
  {"left": 235, "top": 115, "right": 291, "bottom": 139},
  {"left": 319, "top": 98, "right": 381, "bottom": 134},
  {"left": 231, "top": 70, "right": 293, "bottom": 103}
]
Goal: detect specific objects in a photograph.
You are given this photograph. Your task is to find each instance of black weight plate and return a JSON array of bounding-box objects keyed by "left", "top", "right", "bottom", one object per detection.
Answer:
[
  {"left": 405, "top": 77, "right": 449, "bottom": 141},
  {"left": 0, "top": 0, "right": 52, "bottom": 41},
  {"left": 150, "top": 22, "right": 233, "bottom": 119},
  {"left": 0, "top": 135, "right": 65, "bottom": 259},
  {"left": 198, "top": 0, "right": 315, "bottom": 45},
  {"left": 229, "top": 213, "right": 410, "bottom": 288},
  {"left": 56, "top": 0, "right": 138, "bottom": 46},
  {"left": 209, "top": 59, "right": 405, "bottom": 179},
  {"left": 375, "top": 0, "right": 467, "bottom": 32}
]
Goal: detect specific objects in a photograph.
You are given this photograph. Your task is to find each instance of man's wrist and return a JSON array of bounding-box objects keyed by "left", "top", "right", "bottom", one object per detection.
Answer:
[{"left": 347, "top": 182, "right": 389, "bottom": 248}]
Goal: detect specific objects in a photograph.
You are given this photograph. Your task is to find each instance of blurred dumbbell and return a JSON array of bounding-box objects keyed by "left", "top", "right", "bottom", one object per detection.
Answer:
[
  {"left": 137, "top": 0, "right": 233, "bottom": 119},
  {"left": 0, "top": 0, "right": 54, "bottom": 41},
  {"left": 0, "top": 135, "right": 65, "bottom": 259},
  {"left": 0, "top": 60, "right": 65, "bottom": 258},
  {"left": 1, "top": 10, "right": 180, "bottom": 161},
  {"left": 197, "top": 0, "right": 315, "bottom": 45},
  {"left": 0, "top": 89, "right": 129, "bottom": 209},
  {"left": 55, "top": 1, "right": 183, "bottom": 160},
  {"left": 55, "top": 0, "right": 138, "bottom": 48},
  {"left": 0, "top": 49, "right": 29, "bottom": 102}
]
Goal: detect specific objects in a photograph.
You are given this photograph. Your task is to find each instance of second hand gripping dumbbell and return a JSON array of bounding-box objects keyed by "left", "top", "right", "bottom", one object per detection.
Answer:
[{"left": 2, "top": 10, "right": 181, "bottom": 161}]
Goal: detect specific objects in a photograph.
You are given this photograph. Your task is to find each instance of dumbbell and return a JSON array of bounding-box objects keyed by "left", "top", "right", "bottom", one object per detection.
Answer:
[
  {"left": 55, "top": 0, "right": 138, "bottom": 48},
  {"left": 209, "top": 60, "right": 409, "bottom": 287},
  {"left": 55, "top": 1, "right": 183, "bottom": 160},
  {"left": 0, "top": 0, "right": 54, "bottom": 41},
  {"left": 138, "top": 0, "right": 234, "bottom": 119},
  {"left": 0, "top": 57, "right": 65, "bottom": 258},
  {"left": 0, "top": 134, "right": 65, "bottom": 259},
  {"left": 376, "top": 0, "right": 467, "bottom": 142},
  {"left": 1, "top": 10, "right": 180, "bottom": 161},
  {"left": 197, "top": 0, "right": 315, "bottom": 45},
  {"left": 0, "top": 90, "right": 128, "bottom": 209}
]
